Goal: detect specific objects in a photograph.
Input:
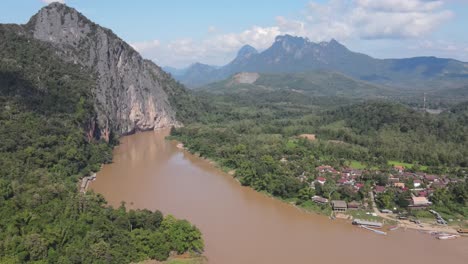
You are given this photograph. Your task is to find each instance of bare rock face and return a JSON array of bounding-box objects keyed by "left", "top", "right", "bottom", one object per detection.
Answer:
[
  {"left": 230, "top": 72, "right": 259, "bottom": 85},
  {"left": 26, "top": 3, "right": 180, "bottom": 138}
]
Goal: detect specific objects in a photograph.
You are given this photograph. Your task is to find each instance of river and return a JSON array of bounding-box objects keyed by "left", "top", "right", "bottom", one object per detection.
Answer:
[{"left": 91, "top": 130, "right": 468, "bottom": 264}]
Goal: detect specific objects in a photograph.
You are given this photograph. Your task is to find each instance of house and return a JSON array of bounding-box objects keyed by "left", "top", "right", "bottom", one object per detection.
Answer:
[
  {"left": 413, "top": 179, "right": 422, "bottom": 188},
  {"left": 417, "top": 190, "right": 428, "bottom": 197},
  {"left": 411, "top": 196, "right": 431, "bottom": 207},
  {"left": 337, "top": 178, "right": 348, "bottom": 185},
  {"left": 394, "top": 182, "right": 405, "bottom": 189},
  {"left": 347, "top": 201, "right": 361, "bottom": 210},
  {"left": 394, "top": 165, "right": 405, "bottom": 173},
  {"left": 316, "top": 165, "right": 335, "bottom": 173},
  {"left": 388, "top": 176, "right": 400, "bottom": 183},
  {"left": 352, "top": 170, "right": 363, "bottom": 177},
  {"left": 312, "top": 195, "right": 329, "bottom": 204},
  {"left": 402, "top": 172, "right": 415, "bottom": 178},
  {"left": 316, "top": 177, "right": 327, "bottom": 185},
  {"left": 354, "top": 182, "right": 365, "bottom": 190},
  {"left": 374, "top": 185, "right": 386, "bottom": 194},
  {"left": 331, "top": 200, "right": 347, "bottom": 212},
  {"left": 424, "top": 175, "right": 439, "bottom": 183}
]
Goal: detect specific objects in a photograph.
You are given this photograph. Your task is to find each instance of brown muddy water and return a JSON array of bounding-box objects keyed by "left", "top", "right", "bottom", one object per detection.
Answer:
[{"left": 91, "top": 130, "right": 468, "bottom": 264}]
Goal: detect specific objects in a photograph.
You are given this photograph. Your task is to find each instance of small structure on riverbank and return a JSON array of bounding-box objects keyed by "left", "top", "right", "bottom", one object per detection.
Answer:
[
  {"left": 80, "top": 173, "right": 96, "bottom": 193},
  {"left": 352, "top": 219, "right": 383, "bottom": 228},
  {"left": 347, "top": 201, "right": 361, "bottom": 210},
  {"left": 331, "top": 200, "right": 347, "bottom": 212},
  {"left": 312, "top": 195, "right": 329, "bottom": 205}
]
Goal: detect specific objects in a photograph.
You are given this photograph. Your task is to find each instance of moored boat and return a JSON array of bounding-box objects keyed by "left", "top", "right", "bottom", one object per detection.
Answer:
[
  {"left": 360, "top": 225, "right": 387, "bottom": 235},
  {"left": 436, "top": 234, "right": 460, "bottom": 240}
]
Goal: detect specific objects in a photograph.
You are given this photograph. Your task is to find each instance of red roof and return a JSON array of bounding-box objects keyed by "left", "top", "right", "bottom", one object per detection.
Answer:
[
  {"left": 338, "top": 178, "right": 347, "bottom": 184},
  {"left": 374, "top": 185, "right": 386, "bottom": 193},
  {"left": 425, "top": 175, "right": 438, "bottom": 181},
  {"left": 355, "top": 183, "right": 364, "bottom": 189},
  {"left": 317, "top": 177, "right": 326, "bottom": 182}
]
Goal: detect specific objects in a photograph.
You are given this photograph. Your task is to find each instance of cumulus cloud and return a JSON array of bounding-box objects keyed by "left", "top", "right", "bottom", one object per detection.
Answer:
[
  {"left": 41, "top": 0, "right": 65, "bottom": 4},
  {"left": 132, "top": 26, "right": 282, "bottom": 67},
  {"left": 133, "top": 0, "right": 455, "bottom": 67},
  {"left": 130, "top": 40, "right": 160, "bottom": 52},
  {"left": 302, "top": 0, "right": 453, "bottom": 40}
]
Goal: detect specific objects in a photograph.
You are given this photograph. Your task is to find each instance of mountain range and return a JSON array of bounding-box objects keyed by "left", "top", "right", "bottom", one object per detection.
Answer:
[{"left": 167, "top": 35, "right": 468, "bottom": 90}]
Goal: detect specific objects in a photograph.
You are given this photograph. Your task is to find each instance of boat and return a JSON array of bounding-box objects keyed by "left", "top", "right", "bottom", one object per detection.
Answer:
[
  {"left": 360, "top": 225, "right": 387, "bottom": 235},
  {"left": 352, "top": 219, "right": 383, "bottom": 228},
  {"left": 389, "top": 226, "right": 399, "bottom": 231},
  {"left": 436, "top": 234, "right": 460, "bottom": 240},
  {"left": 457, "top": 228, "right": 468, "bottom": 234}
]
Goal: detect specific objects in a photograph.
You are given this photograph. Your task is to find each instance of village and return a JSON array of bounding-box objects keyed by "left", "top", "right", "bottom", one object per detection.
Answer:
[{"left": 301, "top": 164, "right": 468, "bottom": 239}]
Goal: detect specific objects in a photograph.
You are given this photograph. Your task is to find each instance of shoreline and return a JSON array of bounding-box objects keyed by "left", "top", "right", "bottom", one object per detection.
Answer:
[{"left": 172, "top": 139, "right": 465, "bottom": 237}]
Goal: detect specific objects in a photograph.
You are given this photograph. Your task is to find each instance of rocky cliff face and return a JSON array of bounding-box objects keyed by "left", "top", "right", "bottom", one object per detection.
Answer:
[{"left": 25, "top": 3, "right": 180, "bottom": 138}]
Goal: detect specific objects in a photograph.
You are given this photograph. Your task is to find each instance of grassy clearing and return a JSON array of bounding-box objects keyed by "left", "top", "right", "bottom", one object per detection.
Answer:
[
  {"left": 299, "top": 200, "right": 332, "bottom": 216},
  {"left": 388, "top": 160, "right": 428, "bottom": 171},
  {"left": 347, "top": 160, "right": 367, "bottom": 169}
]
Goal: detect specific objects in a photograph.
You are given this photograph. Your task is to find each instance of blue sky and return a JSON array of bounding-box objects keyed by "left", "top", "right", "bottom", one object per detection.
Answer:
[{"left": 1, "top": 0, "right": 468, "bottom": 67}]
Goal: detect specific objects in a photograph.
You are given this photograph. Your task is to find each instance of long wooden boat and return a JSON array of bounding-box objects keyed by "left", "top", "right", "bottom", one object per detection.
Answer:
[
  {"left": 360, "top": 225, "right": 387, "bottom": 235},
  {"left": 436, "top": 234, "right": 460, "bottom": 240}
]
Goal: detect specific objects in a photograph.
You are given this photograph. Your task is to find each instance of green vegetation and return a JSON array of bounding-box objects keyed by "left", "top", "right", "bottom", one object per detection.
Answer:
[
  {"left": 171, "top": 82, "right": 468, "bottom": 219},
  {"left": 199, "top": 71, "right": 391, "bottom": 98},
  {"left": 0, "top": 25, "right": 203, "bottom": 263},
  {"left": 388, "top": 161, "right": 428, "bottom": 171}
]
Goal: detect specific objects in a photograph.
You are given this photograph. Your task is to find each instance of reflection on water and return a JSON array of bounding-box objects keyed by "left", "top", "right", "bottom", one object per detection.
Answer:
[{"left": 91, "top": 130, "right": 468, "bottom": 264}]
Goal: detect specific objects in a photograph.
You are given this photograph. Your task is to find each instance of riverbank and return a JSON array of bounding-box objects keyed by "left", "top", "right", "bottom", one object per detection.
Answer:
[
  {"left": 137, "top": 253, "right": 207, "bottom": 264},
  {"left": 171, "top": 139, "right": 465, "bottom": 238}
]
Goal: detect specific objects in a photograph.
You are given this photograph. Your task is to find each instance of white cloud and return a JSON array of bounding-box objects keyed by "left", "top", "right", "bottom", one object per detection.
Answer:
[
  {"left": 355, "top": 0, "right": 444, "bottom": 13},
  {"left": 301, "top": 0, "right": 453, "bottom": 40},
  {"left": 41, "top": 0, "right": 65, "bottom": 4},
  {"left": 133, "top": 0, "right": 456, "bottom": 67},
  {"left": 132, "top": 26, "right": 282, "bottom": 67},
  {"left": 130, "top": 40, "right": 160, "bottom": 52}
]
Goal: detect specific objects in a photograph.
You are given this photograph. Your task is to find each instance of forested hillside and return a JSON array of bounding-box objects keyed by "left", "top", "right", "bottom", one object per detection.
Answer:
[
  {"left": 171, "top": 89, "right": 468, "bottom": 218},
  {"left": 0, "top": 25, "right": 203, "bottom": 263},
  {"left": 199, "top": 71, "right": 390, "bottom": 98},
  {"left": 319, "top": 101, "right": 468, "bottom": 167}
]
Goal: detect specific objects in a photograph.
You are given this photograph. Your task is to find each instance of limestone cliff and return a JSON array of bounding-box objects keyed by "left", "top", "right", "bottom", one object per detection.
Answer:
[{"left": 25, "top": 3, "right": 180, "bottom": 138}]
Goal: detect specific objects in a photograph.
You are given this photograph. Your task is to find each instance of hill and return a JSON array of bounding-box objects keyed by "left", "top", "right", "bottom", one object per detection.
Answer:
[{"left": 198, "top": 71, "right": 391, "bottom": 99}]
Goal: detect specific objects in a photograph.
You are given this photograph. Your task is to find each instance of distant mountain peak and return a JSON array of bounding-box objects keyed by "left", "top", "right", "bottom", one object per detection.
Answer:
[
  {"left": 188, "top": 62, "right": 216, "bottom": 70},
  {"left": 35, "top": 2, "right": 83, "bottom": 21},
  {"left": 236, "top": 45, "right": 258, "bottom": 59},
  {"left": 275, "top": 34, "right": 310, "bottom": 45},
  {"left": 327, "top": 38, "right": 347, "bottom": 50}
]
